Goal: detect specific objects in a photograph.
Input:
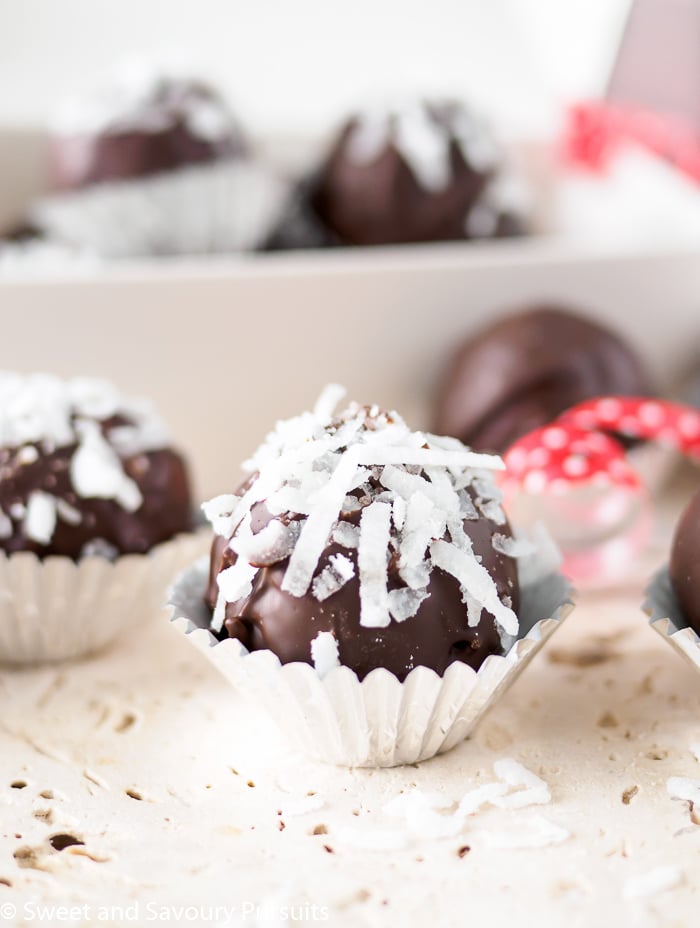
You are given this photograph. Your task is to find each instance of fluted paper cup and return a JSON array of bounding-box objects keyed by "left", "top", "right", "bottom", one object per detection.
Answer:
[
  {"left": 644, "top": 568, "right": 700, "bottom": 671},
  {"left": 31, "top": 158, "right": 289, "bottom": 258},
  {"left": 0, "top": 530, "right": 208, "bottom": 665},
  {"left": 169, "top": 550, "right": 573, "bottom": 768}
]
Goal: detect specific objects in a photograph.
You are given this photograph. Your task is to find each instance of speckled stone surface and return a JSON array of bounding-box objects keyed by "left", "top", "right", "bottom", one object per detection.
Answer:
[{"left": 1, "top": 482, "right": 700, "bottom": 928}]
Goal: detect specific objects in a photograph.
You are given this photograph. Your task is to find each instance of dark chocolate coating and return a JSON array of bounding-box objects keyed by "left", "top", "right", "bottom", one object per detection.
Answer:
[
  {"left": 206, "top": 495, "right": 519, "bottom": 682},
  {"left": 307, "top": 103, "right": 522, "bottom": 247},
  {"left": 49, "top": 80, "right": 245, "bottom": 192},
  {"left": 433, "top": 306, "right": 653, "bottom": 453},
  {"left": 670, "top": 488, "right": 700, "bottom": 635},
  {"left": 0, "top": 419, "right": 192, "bottom": 558}
]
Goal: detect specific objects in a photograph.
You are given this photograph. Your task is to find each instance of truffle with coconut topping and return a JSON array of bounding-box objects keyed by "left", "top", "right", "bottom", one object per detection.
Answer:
[
  {"left": 0, "top": 373, "right": 191, "bottom": 557},
  {"left": 48, "top": 68, "right": 246, "bottom": 192},
  {"left": 203, "top": 385, "right": 523, "bottom": 681},
  {"left": 300, "top": 100, "right": 526, "bottom": 247}
]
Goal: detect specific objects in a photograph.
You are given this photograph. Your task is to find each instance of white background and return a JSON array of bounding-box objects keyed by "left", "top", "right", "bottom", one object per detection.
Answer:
[{"left": 0, "top": 0, "right": 630, "bottom": 138}]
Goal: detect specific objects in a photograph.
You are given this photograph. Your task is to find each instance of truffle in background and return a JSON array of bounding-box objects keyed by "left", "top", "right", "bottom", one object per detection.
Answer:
[
  {"left": 669, "top": 487, "right": 700, "bottom": 635},
  {"left": 47, "top": 72, "right": 247, "bottom": 192},
  {"left": 433, "top": 306, "right": 653, "bottom": 453},
  {"left": 30, "top": 66, "right": 289, "bottom": 258},
  {"left": 267, "top": 100, "right": 528, "bottom": 249}
]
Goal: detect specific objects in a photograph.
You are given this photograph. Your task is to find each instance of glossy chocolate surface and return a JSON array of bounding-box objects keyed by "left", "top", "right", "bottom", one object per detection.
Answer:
[
  {"left": 433, "top": 306, "right": 653, "bottom": 453},
  {"left": 206, "top": 493, "right": 519, "bottom": 682}
]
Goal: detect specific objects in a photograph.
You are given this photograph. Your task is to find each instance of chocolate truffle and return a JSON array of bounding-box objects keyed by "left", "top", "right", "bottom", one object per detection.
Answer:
[
  {"left": 305, "top": 101, "right": 526, "bottom": 247},
  {"left": 670, "top": 488, "right": 700, "bottom": 634},
  {"left": 48, "top": 71, "right": 246, "bottom": 191},
  {"left": 433, "top": 306, "right": 653, "bottom": 453},
  {"left": 202, "top": 386, "right": 524, "bottom": 681},
  {"left": 0, "top": 374, "right": 192, "bottom": 558}
]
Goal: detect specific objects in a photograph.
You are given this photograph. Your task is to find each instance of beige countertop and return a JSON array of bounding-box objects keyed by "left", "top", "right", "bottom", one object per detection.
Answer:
[{"left": 1, "top": 481, "right": 699, "bottom": 928}]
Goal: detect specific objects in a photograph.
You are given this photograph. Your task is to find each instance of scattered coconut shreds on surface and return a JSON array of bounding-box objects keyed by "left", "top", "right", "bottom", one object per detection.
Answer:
[
  {"left": 312, "top": 553, "right": 355, "bottom": 602},
  {"left": 457, "top": 783, "right": 510, "bottom": 816},
  {"left": 490, "top": 759, "right": 552, "bottom": 809},
  {"left": 667, "top": 777, "right": 700, "bottom": 804},
  {"left": 310, "top": 631, "right": 340, "bottom": 678},
  {"left": 379, "top": 761, "right": 556, "bottom": 842},
  {"left": 479, "top": 815, "right": 570, "bottom": 850},
  {"left": 383, "top": 790, "right": 465, "bottom": 840},
  {"left": 690, "top": 743, "right": 700, "bottom": 764},
  {"left": 201, "top": 385, "right": 524, "bottom": 649},
  {"left": 623, "top": 867, "right": 683, "bottom": 900}
]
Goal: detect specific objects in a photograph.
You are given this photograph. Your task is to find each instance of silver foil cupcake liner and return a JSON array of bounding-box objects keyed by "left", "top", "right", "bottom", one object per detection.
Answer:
[
  {"left": 169, "top": 552, "right": 574, "bottom": 768},
  {"left": 644, "top": 567, "right": 700, "bottom": 671},
  {"left": 30, "top": 158, "right": 290, "bottom": 258},
  {"left": 0, "top": 531, "right": 208, "bottom": 665}
]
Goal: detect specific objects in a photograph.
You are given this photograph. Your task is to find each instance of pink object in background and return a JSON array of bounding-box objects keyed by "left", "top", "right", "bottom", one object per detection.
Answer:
[{"left": 502, "top": 397, "right": 700, "bottom": 584}]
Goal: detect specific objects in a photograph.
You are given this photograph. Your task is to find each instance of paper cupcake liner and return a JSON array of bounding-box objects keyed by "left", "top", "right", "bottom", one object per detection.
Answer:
[
  {"left": 30, "top": 158, "right": 290, "bottom": 258},
  {"left": 0, "top": 530, "right": 209, "bottom": 666},
  {"left": 169, "top": 553, "right": 573, "bottom": 767},
  {"left": 643, "top": 567, "right": 700, "bottom": 671}
]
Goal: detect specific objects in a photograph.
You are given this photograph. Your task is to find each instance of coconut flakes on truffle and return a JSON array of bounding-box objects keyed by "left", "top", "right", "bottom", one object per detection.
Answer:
[
  {"left": 202, "top": 385, "right": 519, "bottom": 641},
  {"left": 310, "top": 631, "right": 340, "bottom": 678},
  {"left": 0, "top": 373, "right": 174, "bottom": 547}
]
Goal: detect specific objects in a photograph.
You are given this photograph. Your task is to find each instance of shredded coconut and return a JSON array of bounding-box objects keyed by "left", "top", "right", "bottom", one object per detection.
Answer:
[
  {"left": 479, "top": 815, "right": 570, "bottom": 849},
  {"left": 71, "top": 420, "right": 142, "bottom": 512},
  {"left": 310, "top": 631, "right": 340, "bottom": 678},
  {"left": 24, "top": 492, "right": 57, "bottom": 545},
  {"left": 623, "top": 867, "right": 682, "bottom": 900},
  {"left": 492, "top": 534, "right": 537, "bottom": 559},
  {"left": 332, "top": 521, "right": 360, "bottom": 549},
  {"left": 279, "top": 794, "right": 326, "bottom": 818},
  {"left": 667, "top": 776, "right": 700, "bottom": 804},
  {"left": 312, "top": 553, "right": 355, "bottom": 602},
  {"left": 491, "top": 759, "right": 551, "bottom": 809}
]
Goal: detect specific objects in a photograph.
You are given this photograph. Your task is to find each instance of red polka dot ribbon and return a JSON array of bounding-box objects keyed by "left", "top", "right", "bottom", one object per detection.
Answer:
[
  {"left": 564, "top": 102, "right": 700, "bottom": 184},
  {"left": 503, "top": 397, "right": 700, "bottom": 493}
]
